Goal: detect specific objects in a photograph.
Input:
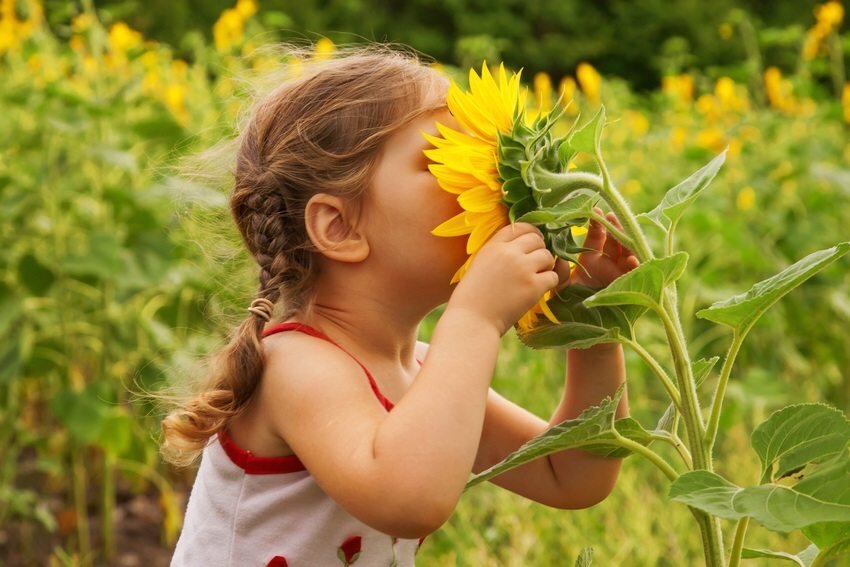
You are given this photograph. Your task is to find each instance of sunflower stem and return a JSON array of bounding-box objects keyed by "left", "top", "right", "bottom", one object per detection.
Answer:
[{"left": 589, "top": 210, "right": 636, "bottom": 253}]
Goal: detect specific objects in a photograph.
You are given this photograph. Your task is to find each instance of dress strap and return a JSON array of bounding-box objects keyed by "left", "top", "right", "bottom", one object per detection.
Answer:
[{"left": 262, "top": 322, "right": 423, "bottom": 412}]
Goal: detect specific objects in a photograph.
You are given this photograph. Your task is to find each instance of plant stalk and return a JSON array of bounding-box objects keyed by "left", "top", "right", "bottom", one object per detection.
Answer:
[
  {"left": 592, "top": 161, "right": 726, "bottom": 566},
  {"left": 705, "top": 330, "right": 746, "bottom": 460},
  {"left": 728, "top": 517, "right": 750, "bottom": 567}
]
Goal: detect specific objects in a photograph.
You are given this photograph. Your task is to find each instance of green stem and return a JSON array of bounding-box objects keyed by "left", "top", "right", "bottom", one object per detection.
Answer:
[
  {"left": 72, "top": 449, "right": 92, "bottom": 566},
  {"left": 728, "top": 517, "right": 750, "bottom": 567},
  {"left": 594, "top": 157, "right": 655, "bottom": 262},
  {"left": 829, "top": 31, "right": 845, "bottom": 101},
  {"left": 648, "top": 431, "right": 693, "bottom": 469},
  {"left": 590, "top": 210, "right": 635, "bottom": 252},
  {"left": 611, "top": 427, "right": 679, "bottom": 481},
  {"left": 102, "top": 452, "right": 115, "bottom": 562},
  {"left": 657, "top": 302, "right": 706, "bottom": 450},
  {"left": 705, "top": 330, "right": 746, "bottom": 458},
  {"left": 621, "top": 338, "right": 681, "bottom": 410}
]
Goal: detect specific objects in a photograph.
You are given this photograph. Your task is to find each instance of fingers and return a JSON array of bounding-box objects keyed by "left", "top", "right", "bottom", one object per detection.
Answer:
[
  {"left": 513, "top": 231, "right": 546, "bottom": 253},
  {"left": 528, "top": 247, "right": 556, "bottom": 272},
  {"left": 602, "top": 211, "right": 623, "bottom": 259},
  {"left": 491, "top": 221, "right": 543, "bottom": 243},
  {"left": 583, "top": 207, "right": 607, "bottom": 252}
]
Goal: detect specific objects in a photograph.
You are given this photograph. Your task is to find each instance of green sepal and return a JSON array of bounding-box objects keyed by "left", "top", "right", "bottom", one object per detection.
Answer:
[
  {"left": 508, "top": 195, "right": 537, "bottom": 224},
  {"left": 502, "top": 177, "right": 531, "bottom": 204}
]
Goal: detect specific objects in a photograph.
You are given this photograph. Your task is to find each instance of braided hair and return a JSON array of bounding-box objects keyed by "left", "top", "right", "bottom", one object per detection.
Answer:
[{"left": 159, "top": 42, "right": 449, "bottom": 467}]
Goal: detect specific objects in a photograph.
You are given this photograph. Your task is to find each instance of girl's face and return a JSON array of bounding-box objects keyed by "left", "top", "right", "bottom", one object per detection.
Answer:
[{"left": 363, "top": 107, "right": 471, "bottom": 305}]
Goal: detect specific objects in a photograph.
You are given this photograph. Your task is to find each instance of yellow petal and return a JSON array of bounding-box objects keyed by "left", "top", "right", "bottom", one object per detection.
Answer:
[
  {"left": 432, "top": 212, "right": 473, "bottom": 236},
  {"left": 458, "top": 184, "right": 503, "bottom": 213},
  {"left": 467, "top": 209, "right": 507, "bottom": 254}
]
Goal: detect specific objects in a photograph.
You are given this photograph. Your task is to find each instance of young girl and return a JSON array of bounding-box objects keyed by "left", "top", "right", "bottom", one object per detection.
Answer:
[{"left": 162, "top": 42, "right": 637, "bottom": 566}]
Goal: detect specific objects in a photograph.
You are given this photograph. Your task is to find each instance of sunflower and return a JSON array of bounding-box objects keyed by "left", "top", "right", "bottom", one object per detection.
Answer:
[{"left": 423, "top": 61, "right": 568, "bottom": 334}]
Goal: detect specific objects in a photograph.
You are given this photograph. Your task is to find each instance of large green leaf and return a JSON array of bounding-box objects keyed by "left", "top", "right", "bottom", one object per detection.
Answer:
[
  {"left": 574, "top": 547, "right": 593, "bottom": 567},
  {"left": 637, "top": 148, "right": 727, "bottom": 232},
  {"left": 802, "top": 522, "right": 850, "bottom": 565},
  {"left": 751, "top": 403, "right": 850, "bottom": 484},
  {"left": 741, "top": 545, "right": 818, "bottom": 566},
  {"left": 696, "top": 242, "right": 850, "bottom": 330},
  {"left": 516, "top": 284, "right": 635, "bottom": 350},
  {"left": 669, "top": 452, "right": 850, "bottom": 532},
  {"left": 580, "top": 417, "right": 654, "bottom": 458},
  {"left": 565, "top": 106, "right": 606, "bottom": 156},
  {"left": 584, "top": 252, "right": 689, "bottom": 311},
  {"left": 465, "top": 383, "right": 625, "bottom": 489}
]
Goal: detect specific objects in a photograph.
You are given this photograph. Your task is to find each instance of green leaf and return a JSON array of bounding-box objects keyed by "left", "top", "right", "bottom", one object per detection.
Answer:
[
  {"left": 516, "top": 190, "right": 598, "bottom": 226},
  {"left": 637, "top": 148, "right": 728, "bottom": 231},
  {"left": 574, "top": 547, "right": 593, "bottom": 567},
  {"left": 752, "top": 403, "right": 850, "bottom": 484},
  {"left": 508, "top": 195, "right": 537, "bottom": 223},
  {"left": 465, "top": 383, "right": 625, "bottom": 489},
  {"left": 584, "top": 252, "right": 689, "bottom": 311},
  {"left": 669, "top": 453, "right": 850, "bottom": 532},
  {"left": 802, "top": 522, "right": 850, "bottom": 565},
  {"left": 558, "top": 141, "right": 577, "bottom": 171},
  {"left": 17, "top": 252, "right": 55, "bottom": 296},
  {"left": 567, "top": 106, "right": 606, "bottom": 155},
  {"left": 655, "top": 357, "right": 718, "bottom": 433},
  {"left": 61, "top": 230, "right": 125, "bottom": 280},
  {"left": 741, "top": 545, "right": 818, "bottom": 566},
  {"left": 502, "top": 177, "right": 530, "bottom": 204},
  {"left": 516, "top": 284, "right": 635, "bottom": 350},
  {"left": 696, "top": 242, "right": 850, "bottom": 330},
  {"left": 580, "top": 417, "right": 654, "bottom": 458}
]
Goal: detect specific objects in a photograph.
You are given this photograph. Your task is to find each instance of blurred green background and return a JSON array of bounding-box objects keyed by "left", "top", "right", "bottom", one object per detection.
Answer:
[{"left": 1, "top": 0, "right": 849, "bottom": 565}]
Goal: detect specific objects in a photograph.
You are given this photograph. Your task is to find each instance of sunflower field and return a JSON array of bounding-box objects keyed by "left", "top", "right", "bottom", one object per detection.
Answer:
[{"left": 1, "top": 0, "right": 849, "bottom": 565}]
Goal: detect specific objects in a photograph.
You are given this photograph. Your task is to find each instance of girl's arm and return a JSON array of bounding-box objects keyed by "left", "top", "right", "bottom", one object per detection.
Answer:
[
  {"left": 424, "top": 340, "right": 629, "bottom": 509},
  {"left": 260, "top": 305, "right": 501, "bottom": 539}
]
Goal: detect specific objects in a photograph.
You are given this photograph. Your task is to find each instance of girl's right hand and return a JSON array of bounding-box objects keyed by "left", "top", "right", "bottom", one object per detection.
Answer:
[{"left": 447, "top": 222, "right": 565, "bottom": 337}]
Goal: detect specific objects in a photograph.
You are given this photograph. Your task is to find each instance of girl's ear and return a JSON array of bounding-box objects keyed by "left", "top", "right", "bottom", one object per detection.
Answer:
[{"left": 304, "top": 193, "right": 370, "bottom": 263}]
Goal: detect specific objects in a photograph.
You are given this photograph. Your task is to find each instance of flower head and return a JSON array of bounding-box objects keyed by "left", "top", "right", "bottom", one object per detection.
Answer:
[{"left": 425, "top": 61, "right": 582, "bottom": 333}]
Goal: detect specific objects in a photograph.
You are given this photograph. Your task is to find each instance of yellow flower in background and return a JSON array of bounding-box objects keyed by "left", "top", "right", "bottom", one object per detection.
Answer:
[
  {"left": 816, "top": 1, "right": 844, "bottom": 27},
  {"left": 714, "top": 76, "right": 749, "bottom": 113},
  {"left": 236, "top": 0, "right": 258, "bottom": 18},
  {"left": 718, "top": 22, "right": 733, "bottom": 39},
  {"left": 662, "top": 74, "right": 694, "bottom": 106},
  {"left": 425, "top": 62, "right": 566, "bottom": 333},
  {"left": 736, "top": 186, "right": 756, "bottom": 211},
  {"left": 214, "top": 9, "right": 244, "bottom": 52},
  {"left": 558, "top": 76, "right": 579, "bottom": 115},
  {"left": 576, "top": 62, "right": 601, "bottom": 104},
  {"left": 764, "top": 66, "right": 800, "bottom": 113},
  {"left": 534, "top": 71, "right": 553, "bottom": 113},
  {"left": 803, "top": 1, "right": 844, "bottom": 60},
  {"left": 71, "top": 12, "right": 94, "bottom": 33},
  {"left": 0, "top": 0, "right": 40, "bottom": 54},
  {"left": 313, "top": 37, "right": 335, "bottom": 60},
  {"left": 108, "top": 22, "right": 142, "bottom": 53}
]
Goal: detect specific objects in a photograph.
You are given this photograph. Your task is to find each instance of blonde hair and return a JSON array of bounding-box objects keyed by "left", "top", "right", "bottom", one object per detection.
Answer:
[{"left": 158, "top": 41, "right": 449, "bottom": 467}]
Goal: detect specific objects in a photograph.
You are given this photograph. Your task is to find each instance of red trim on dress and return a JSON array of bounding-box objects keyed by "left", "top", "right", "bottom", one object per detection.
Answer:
[
  {"left": 217, "top": 428, "right": 307, "bottom": 474},
  {"left": 216, "top": 321, "right": 423, "bottom": 475}
]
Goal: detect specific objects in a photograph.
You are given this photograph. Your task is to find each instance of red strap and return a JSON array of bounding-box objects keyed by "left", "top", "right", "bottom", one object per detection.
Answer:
[{"left": 262, "top": 322, "right": 422, "bottom": 411}]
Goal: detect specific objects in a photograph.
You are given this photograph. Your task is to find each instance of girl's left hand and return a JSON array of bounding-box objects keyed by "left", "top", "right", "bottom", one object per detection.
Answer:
[{"left": 553, "top": 207, "right": 640, "bottom": 291}]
